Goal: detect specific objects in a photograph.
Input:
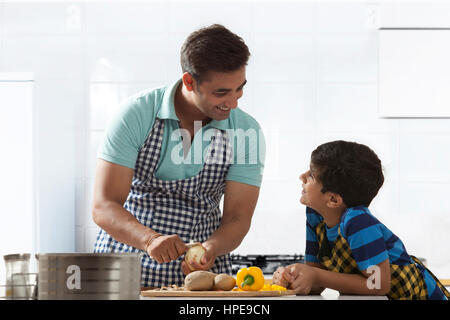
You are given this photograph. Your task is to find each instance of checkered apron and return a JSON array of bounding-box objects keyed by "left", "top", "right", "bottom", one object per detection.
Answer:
[
  {"left": 314, "top": 221, "right": 450, "bottom": 300},
  {"left": 94, "top": 118, "right": 233, "bottom": 288}
]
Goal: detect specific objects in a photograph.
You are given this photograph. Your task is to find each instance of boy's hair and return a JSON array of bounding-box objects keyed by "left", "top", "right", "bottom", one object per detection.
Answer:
[
  {"left": 180, "top": 24, "right": 250, "bottom": 83},
  {"left": 311, "top": 140, "right": 384, "bottom": 207}
]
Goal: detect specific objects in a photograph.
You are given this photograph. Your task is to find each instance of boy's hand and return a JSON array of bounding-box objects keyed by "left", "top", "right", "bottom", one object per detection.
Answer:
[
  {"left": 273, "top": 263, "right": 317, "bottom": 295},
  {"left": 272, "top": 266, "right": 295, "bottom": 288},
  {"left": 286, "top": 264, "right": 317, "bottom": 295}
]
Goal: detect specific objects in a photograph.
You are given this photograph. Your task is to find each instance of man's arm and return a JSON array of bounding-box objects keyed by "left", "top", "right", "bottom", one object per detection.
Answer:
[
  {"left": 92, "top": 159, "right": 150, "bottom": 250},
  {"left": 208, "top": 180, "right": 260, "bottom": 255},
  {"left": 184, "top": 180, "right": 259, "bottom": 273},
  {"left": 92, "top": 159, "right": 187, "bottom": 263}
]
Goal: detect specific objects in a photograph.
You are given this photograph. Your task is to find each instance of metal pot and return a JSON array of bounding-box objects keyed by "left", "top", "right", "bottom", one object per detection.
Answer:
[{"left": 36, "top": 253, "right": 141, "bottom": 300}]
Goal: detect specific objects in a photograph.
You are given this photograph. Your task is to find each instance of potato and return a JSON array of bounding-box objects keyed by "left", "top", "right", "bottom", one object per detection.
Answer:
[
  {"left": 213, "top": 273, "right": 236, "bottom": 291},
  {"left": 184, "top": 271, "right": 216, "bottom": 291},
  {"left": 185, "top": 243, "right": 206, "bottom": 271}
]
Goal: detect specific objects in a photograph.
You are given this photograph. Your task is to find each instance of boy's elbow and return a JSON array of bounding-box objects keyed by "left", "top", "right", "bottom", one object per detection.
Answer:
[
  {"left": 364, "top": 276, "right": 390, "bottom": 296},
  {"left": 382, "top": 279, "right": 391, "bottom": 295},
  {"left": 374, "top": 275, "right": 391, "bottom": 296},
  {"left": 376, "top": 283, "right": 390, "bottom": 296},
  {"left": 381, "top": 271, "right": 391, "bottom": 295},
  {"left": 365, "top": 260, "right": 391, "bottom": 296}
]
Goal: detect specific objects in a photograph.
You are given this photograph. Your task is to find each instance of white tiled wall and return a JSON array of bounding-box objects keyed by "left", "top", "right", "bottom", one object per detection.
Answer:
[{"left": 1, "top": 1, "right": 449, "bottom": 279}]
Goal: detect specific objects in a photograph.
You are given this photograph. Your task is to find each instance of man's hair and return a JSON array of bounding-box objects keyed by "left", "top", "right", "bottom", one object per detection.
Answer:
[
  {"left": 180, "top": 24, "right": 250, "bottom": 83},
  {"left": 311, "top": 140, "right": 384, "bottom": 207}
]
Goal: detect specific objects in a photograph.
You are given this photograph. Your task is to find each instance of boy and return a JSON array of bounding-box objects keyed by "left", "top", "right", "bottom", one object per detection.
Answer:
[{"left": 272, "top": 140, "right": 449, "bottom": 300}]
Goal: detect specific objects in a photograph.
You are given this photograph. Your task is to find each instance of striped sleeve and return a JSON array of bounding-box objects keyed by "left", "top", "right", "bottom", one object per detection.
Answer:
[
  {"left": 342, "top": 208, "right": 389, "bottom": 271},
  {"left": 305, "top": 207, "right": 321, "bottom": 263}
]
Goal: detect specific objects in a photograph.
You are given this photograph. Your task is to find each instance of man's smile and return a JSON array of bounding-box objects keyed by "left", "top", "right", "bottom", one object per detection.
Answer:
[{"left": 216, "top": 105, "right": 230, "bottom": 112}]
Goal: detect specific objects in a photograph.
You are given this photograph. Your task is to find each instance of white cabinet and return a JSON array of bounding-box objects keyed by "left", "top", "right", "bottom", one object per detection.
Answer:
[{"left": 0, "top": 73, "right": 35, "bottom": 255}]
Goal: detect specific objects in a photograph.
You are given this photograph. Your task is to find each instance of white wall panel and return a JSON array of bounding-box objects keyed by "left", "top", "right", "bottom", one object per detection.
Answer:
[
  {"left": 89, "top": 82, "right": 158, "bottom": 130},
  {"left": 318, "top": 2, "right": 379, "bottom": 32},
  {"left": 85, "top": 2, "right": 168, "bottom": 34},
  {"left": 87, "top": 131, "right": 104, "bottom": 179},
  {"left": 253, "top": 34, "right": 314, "bottom": 83},
  {"left": 84, "top": 178, "right": 96, "bottom": 229},
  {"left": 317, "top": 84, "right": 393, "bottom": 133},
  {"left": 3, "top": 2, "right": 83, "bottom": 35},
  {"left": 3, "top": 36, "right": 83, "bottom": 80},
  {"left": 86, "top": 35, "right": 168, "bottom": 82},
  {"left": 399, "top": 118, "right": 450, "bottom": 133},
  {"left": 253, "top": 2, "right": 314, "bottom": 33},
  {"left": 379, "top": 29, "right": 450, "bottom": 117},
  {"left": 168, "top": 1, "right": 252, "bottom": 34},
  {"left": 318, "top": 33, "right": 378, "bottom": 83},
  {"left": 253, "top": 83, "right": 315, "bottom": 132},
  {"left": 399, "top": 134, "right": 450, "bottom": 182}
]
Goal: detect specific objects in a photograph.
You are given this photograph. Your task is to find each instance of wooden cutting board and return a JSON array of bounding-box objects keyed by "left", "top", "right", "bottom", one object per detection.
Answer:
[{"left": 141, "top": 289, "right": 297, "bottom": 297}]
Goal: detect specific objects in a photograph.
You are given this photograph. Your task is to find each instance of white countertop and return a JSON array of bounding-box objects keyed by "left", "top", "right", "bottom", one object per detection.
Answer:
[{"left": 140, "top": 288, "right": 388, "bottom": 300}]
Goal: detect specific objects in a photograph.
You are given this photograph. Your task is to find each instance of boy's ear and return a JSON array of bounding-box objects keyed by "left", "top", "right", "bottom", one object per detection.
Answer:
[{"left": 326, "top": 192, "right": 344, "bottom": 209}]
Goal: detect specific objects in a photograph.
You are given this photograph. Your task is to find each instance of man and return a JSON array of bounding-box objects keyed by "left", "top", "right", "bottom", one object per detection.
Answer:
[{"left": 92, "top": 24, "right": 265, "bottom": 288}]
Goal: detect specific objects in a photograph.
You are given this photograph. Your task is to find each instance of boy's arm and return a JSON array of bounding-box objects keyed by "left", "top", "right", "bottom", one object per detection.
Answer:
[
  {"left": 306, "top": 262, "right": 326, "bottom": 294},
  {"left": 281, "top": 259, "right": 390, "bottom": 296},
  {"left": 313, "top": 259, "right": 391, "bottom": 296}
]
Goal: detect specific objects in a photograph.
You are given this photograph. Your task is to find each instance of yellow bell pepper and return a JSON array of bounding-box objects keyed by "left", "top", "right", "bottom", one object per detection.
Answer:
[
  {"left": 262, "top": 284, "right": 287, "bottom": 291},
  {"left": 236, "top": 266, "right": 265, "bottom": 291},
  {"left": 270, "top": 284, "right": 287, "bottom": 291},
  {"left": 262, "top": 284, "right": 272, "bottom": 291}
]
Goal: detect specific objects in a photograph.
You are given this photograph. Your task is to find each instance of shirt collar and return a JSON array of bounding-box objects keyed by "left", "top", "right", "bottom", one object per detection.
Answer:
[
  {"left": 208, "top": 118, "right": 230, "bottom": 131},
  {"left": 158, "top": 79, "right": 181, "bottom": 121},
  {"left": 158, "top": 79, "right": 231, "bottom": 130}
]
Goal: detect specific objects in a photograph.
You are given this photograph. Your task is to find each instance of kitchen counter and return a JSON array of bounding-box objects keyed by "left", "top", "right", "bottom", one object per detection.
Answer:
[{"left": 140, "top": 288, "right": 388, "bottom": 300}]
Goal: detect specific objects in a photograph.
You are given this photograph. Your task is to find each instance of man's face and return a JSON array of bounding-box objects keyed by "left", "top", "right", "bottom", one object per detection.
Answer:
[
  {"left": 192, "top": 67, "right": 247, "bottom": 121},
  {"left": 299, "top": 163, "right": 328, "bottom": 211}
]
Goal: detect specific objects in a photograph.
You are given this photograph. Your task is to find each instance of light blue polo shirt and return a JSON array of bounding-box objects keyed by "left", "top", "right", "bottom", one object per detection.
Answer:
[{"left": 98, "top": 79, "right": 266, "bottom": 187}]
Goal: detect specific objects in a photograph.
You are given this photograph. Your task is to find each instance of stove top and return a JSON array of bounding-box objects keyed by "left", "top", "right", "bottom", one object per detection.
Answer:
[{"left": 230, "top": 254, "right": 305, "bottom": 275}]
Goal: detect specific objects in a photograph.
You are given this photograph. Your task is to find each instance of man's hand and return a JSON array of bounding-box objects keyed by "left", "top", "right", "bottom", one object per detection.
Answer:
[
  {"left": 181, "top": 241, "right": 218, "bottom": 275},
  {"left": 146, "top": 234, "right": 188, "bottom": 264}
]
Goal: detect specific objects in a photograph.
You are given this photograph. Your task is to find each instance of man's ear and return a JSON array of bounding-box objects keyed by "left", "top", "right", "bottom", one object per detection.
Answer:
[
  {"left": 326, "top": 192, "right": 344, "bottom": 209},
  {"left": 182, "top": 72, "right": 195, "bottom": 92}
]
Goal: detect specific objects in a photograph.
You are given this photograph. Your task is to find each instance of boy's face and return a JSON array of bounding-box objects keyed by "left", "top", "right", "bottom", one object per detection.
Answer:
[
  {"left": 299, "top": 163, "right": 328, "bottom": 211},
  {"left": 191, "top": 67, "right": 246, "bottom": 121}
]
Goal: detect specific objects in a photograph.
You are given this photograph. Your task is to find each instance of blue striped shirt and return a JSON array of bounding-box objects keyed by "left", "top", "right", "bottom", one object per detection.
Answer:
[{"left": 305, "top": 205, "right": 447, "bottom": 300}]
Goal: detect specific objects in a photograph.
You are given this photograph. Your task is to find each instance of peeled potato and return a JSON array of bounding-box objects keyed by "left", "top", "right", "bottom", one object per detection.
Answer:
[
  {"left": 213, "top": 273, "right": 236, "bottom": 291},
  {"left": 185, "top": 243, "right": 206, "bottom": 271}
]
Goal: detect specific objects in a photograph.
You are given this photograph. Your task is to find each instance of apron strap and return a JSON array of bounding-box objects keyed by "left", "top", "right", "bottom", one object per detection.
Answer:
[
  {"left": 316, "top": 221, "right": 332, "bottom": 260},
  {"left": 411, "top": 255, "right": 450, "bottom": 298}
]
